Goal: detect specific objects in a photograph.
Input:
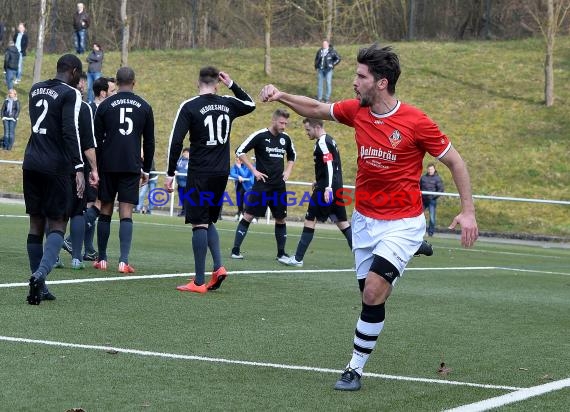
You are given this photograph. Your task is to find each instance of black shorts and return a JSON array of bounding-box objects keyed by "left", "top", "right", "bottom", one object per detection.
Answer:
[
  {"left": 70, "top": 174, "right": 88, "bottom": 217},
  {"left": 244, "top": 184, "right": 288, "bottom": 220},
  {"left": 305, "top": 189, "right": 348, "bottom": 223},
  {"left": 23, "top": 169, "right": 73, "bottom": 220},
  {"left": 184, "top": 174, "right": 229, "bottom": 225},
  {"left": 84, "top": 182, "right": 98, "bottom": 204},
  {"left": 98, "top": 172, "right": 140, "bottom": 205}
]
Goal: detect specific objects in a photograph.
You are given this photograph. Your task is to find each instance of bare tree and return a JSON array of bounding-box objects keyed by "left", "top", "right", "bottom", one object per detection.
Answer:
[
  {"left": 326, "top": 0, "right": 334, "bottom": 40},
  {"left": 121, "top": 0, "right": 129, "bottom": 67},
  {"left": 264, "top": 0, "right": 273, "bottom": 75},
  {"left": 526, "top": 0, "right": 570, "bottom": 106},
  {"left": 33, "top": 0, "right": 49, "bottom": 84}
]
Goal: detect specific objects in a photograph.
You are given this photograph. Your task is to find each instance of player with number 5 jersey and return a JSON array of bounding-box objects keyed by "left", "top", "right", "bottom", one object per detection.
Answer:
[
  {"left": 165, "top": 66, "right": 256, "bottom": 294},
  {"left": 93, "top": 66, "right": 155, "bottom": 274}
]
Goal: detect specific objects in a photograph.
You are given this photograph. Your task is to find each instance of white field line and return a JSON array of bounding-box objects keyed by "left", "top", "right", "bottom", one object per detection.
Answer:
[
  {"left": 496, "top": 267, "right": 570, "bottom": 276},
  {"left": 0, "top": 267, "right": 497, "bottom": 288},
  {"left": 444, "top": 378, "right": 570, "bottom": 412},
  {"left": 443, "top": 246, "right": 564, "bottom": 259},
  {"left": 0, "top": 335, "right": 521, "bottom": 391}
]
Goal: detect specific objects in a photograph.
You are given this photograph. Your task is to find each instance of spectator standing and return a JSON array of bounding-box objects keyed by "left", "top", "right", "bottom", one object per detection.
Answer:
[
  {"left": 1, "top": 89, "right": 20, "bottom": 150},
  {"left": 314, "top": 40, "right": 341, "bottom": 103},
  {"left": 229, "top": 155, "right": 254, "bottom": 221},
  {"left": 175, "top": 147, "right": 189, "bottom": 217},
  {"left": 93, "top": 66, "right": 155, "bottom": 274},
  {"left": 165, "top": 67, "right": 256, "bottom": 293},
  {"left": 24, "top": 54, "right": 87, "bottom": 305},
  {"left": 260, "top": 44, "right": 478, "bottom": 391},
  {"left": 86, "top": 42, "right": 103, "bottom": 103},
  {"left": 420, "top": 162, "right": 444, "bottom": 237},
  {"left": 13, "top": 22, "right": 28, "bottom": 84},
  {"left": 4, "top": 40, "right": 20, "bottom": 90},
  {"left": 231, "top": 108, "right": 297, "bottom": 262},
  {"left": 73, "top": 2, "right": 90, "bottom": 54}
]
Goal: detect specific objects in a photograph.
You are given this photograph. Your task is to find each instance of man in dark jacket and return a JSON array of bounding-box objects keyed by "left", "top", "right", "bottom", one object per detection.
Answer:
[
  {"left": 4, "top": 41, "right": 20, "bottom": 90},
  {"left": 13, "top": 22, "right": 28, "bottom": 83},
  {"left": 420, "top": 163, "right": 445, "bottom": 236},
  {"left": 314, "top": 40, "right": 341, "bottom": 103},
  {"left": 73, "top": 2, "right": 90, "bottom": 54}
]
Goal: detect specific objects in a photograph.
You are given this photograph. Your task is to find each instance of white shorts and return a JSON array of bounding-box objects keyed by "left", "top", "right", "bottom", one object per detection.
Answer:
[{"left": 352, "top": 210, "right": 426, "bottom": 281}]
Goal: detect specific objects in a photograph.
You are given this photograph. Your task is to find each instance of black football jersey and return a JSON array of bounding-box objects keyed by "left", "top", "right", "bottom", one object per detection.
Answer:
[
  {"left": 167, "top": 82, "right": 256, "bottom": 177},
  {"left": 235, "top": 128, "right": 297, "bottom": 188},
  {"left": 314, "top": 134, "right": 343, "bottom": 190},
  {"left": 23, "top": 79, "right": 84, "bottom": 175},
  {"left": 94, "top": 90, "right": 155, "bottom": 173},
  {"left": 79, "top": 101, "right": 96, "bottom": 151}
]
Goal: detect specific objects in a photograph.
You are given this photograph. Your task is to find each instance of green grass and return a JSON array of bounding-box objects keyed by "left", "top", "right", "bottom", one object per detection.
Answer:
[
  {"left": 1, "top": 202, "right": 569, "bottom": 411},
  {"left": 1, "top": 38, "right": 569, "bottom": 236}
]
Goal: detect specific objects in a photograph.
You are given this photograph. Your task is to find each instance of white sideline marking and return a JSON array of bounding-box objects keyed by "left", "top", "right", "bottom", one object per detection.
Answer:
[
  {"left": 496, "top": 267, "right": 570, "bottom": 276},
  {"left": 0, "top": 335, "right": 521, "bottom": 391},
  {"left": 444, "top": 378, "right": 570, "bottom": 411},
  {"left": 0, "top": 267, "right": 496, "bottom": 288}
]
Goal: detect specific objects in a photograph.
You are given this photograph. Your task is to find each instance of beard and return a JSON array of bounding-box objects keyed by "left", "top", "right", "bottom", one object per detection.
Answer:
[{"left": 358, "top": 91, "right": 373, "bottom": 107}]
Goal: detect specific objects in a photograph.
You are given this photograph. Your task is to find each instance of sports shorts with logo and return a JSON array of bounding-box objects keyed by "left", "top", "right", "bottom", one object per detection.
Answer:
[{"left": 352, "top": 210, "right": 425, "bottom": 281}]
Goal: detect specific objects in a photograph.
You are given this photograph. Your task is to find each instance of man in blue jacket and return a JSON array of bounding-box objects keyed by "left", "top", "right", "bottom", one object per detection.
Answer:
[{"left": 229, "top": 155, "right": 254, "bottom": 221}]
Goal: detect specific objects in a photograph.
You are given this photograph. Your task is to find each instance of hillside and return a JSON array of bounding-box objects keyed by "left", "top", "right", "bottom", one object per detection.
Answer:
[{"left": 0, "top": 38, "right": 568, "bottom": 236}]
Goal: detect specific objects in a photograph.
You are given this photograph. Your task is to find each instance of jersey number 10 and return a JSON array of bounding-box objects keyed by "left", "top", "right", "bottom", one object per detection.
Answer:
[{"left": 204, "top": 114, "right": 230, "bottom": 146}]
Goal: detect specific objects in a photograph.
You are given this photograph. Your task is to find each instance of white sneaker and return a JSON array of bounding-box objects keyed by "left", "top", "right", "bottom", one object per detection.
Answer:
[
  {"left": 276, "top": 254, "right": 291, "bottom": 265},
  {"left": 231, "top": 253, "right": 244, "bottom": 259},
  {"left": 279, "top": 256, "right": 303, "bottom": 267},
  {"left": 71, "top": 258, "right": 85, "bottom": 270},
  {"left": 288, "top": 257, "right": 304, "bottom": 267}
]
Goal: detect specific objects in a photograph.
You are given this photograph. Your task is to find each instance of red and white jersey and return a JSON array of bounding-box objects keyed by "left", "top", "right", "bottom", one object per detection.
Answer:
[{"left": 331, "top": 99, "right": 451, "bottom": 220}]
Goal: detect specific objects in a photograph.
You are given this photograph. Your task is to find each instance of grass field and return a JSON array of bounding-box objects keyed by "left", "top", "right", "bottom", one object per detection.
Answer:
[{"left": 0, "top": 201, "right": 569, "bottom": 411}]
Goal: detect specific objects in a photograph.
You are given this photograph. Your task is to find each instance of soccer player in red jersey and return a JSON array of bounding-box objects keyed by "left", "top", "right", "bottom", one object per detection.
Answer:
[{"left": 260, "top": 44, "right": 478, "bottom": 391}]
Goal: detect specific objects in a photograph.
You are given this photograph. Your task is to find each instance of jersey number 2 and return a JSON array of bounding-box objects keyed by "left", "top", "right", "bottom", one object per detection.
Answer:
[
  {"left": 32, "top": 99, "right": 48, "bottom": 135},
  {"left": 204, "top": 114, "right": 230, "bottom": 146}
]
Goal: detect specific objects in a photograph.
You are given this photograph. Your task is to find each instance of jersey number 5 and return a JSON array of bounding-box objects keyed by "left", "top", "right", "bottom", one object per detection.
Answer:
[
  {"left": 204, "top": 114, "right": 230, "bottom": 146},
  {"left": 119, "top": 107, "right": 134, "bottom": 135}
]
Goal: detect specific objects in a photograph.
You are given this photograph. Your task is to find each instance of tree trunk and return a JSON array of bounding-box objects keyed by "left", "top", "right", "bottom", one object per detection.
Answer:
[
  {"left": 121, "top": 0, "right": 129, "bottom": 67},
  {"left": 408, "top": 0, "right": 415, "bottom": 40},
  {"left": 264, "top": 0, "right": 272, "bottom": 76},
  {"left": 33, "top": 0, "right": 48, "bottom": 84},
  {"left": 326, "top": 0, "right": 333, "bottom": 41},
  {"left": 544, "top": 0, "right": 555, "bottom": 107}
]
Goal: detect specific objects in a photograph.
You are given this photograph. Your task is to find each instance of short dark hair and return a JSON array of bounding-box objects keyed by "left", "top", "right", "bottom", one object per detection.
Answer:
[
  {"left": 273, "top": 108, "right": 290, "bottom": 119},
  {"left": 57, "top": 54, "right": 82, "bottom": 74},
  {"left": 357, "top": 44, "right": 400, "bottom": 95},
  {"left": 199, "top": 66, "right": 219, "bottom": 85},
  {"left": 116, "top": 66, "right": 135, "bottom": 86},
  {"left": 302, "top": 118, "right": 323, "bottom": 128},
  {"left": 93, "top": 77, "right": 110, "bottom": 96}
]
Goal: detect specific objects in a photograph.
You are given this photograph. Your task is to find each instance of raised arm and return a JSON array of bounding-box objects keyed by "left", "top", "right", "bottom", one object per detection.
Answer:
[{"left": 260, "top": 84, "right": 332, "bottom": 120}]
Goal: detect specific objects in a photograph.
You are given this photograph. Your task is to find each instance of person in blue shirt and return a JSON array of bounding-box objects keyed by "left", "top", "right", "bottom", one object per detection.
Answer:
[
  {"left": 175, "top": 147, "right": 189, "bottom": 216},
  {"left": 229, "top": 155, "right": 254, "bottom": 221}
]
